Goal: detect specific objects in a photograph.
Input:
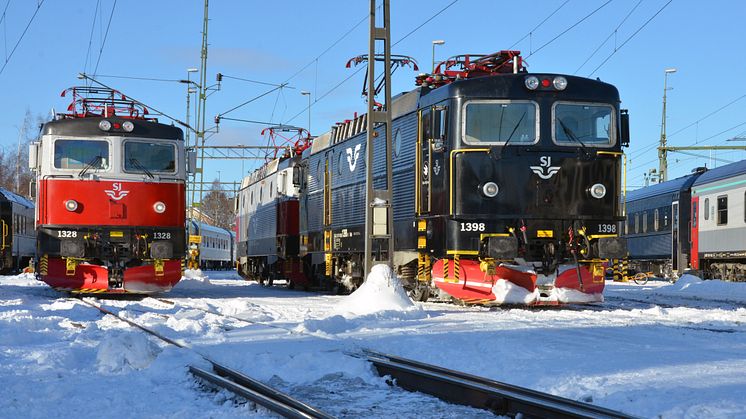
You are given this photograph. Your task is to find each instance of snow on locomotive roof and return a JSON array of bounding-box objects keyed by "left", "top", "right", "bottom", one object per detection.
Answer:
[
  {"left": 41, "top": 117, "right": 184, "bottom": 140},
  {"left": 692, "top": 159, "right": 746, "bottom": 188},
  {"left": 0, "top": 187, "right": 33, "bottom": 208},
  {"left": 189, "top": 219, "right": 230, "bottom": 234},
  {"left": 626, "top": 172, "right": 702, "bottom": 202},
  {"left": 240, "top": 158, "right": 280, "bottom": 189}
]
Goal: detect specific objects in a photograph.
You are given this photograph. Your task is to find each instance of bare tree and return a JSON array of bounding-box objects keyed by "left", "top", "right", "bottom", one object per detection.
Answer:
[
  {"left": 200, "top": 179, "right": 234, "bottom": 230},
  {"left": 1, "top": 109, "right": 44, "bottom": 196}
]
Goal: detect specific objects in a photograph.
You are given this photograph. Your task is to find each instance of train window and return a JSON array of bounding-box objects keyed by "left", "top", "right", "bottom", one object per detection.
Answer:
[
  {"left": 654, "top": 209, "right": 659, "bottom": 231},
  {"left": 553, "top": 102, "right": 614, "bottom": 147},
  {"left": 394, "top": 128, "right": 402, "bottom": 157},
  {"left": 123, "top": 141, "right": 176, "bottom": 173},
  {"left": 704, "top": 198, "right": 709, "bottom": 220},
  {"left": 634, "top": 213, "right": 639, "bottom": 234},
  {"left": 270, "top": 182, "right": 274, "bottom": 198},
  {"left": 463, "top": 100, "right": 538, "bottom": 145},
  {"left": 642, "top": 212, "right": 648, "bottom": 233},
  {"left": 717, "top": 195, "right": 728, "bottom": 225},
  {"left": 54, "top": 139, "right": 109, "bottom": 170}
]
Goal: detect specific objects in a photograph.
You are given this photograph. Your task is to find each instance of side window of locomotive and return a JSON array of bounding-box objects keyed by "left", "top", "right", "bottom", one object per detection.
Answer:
[
  {"left": 553, "top": 103, "right": 614, "bottom": 147},
  {"left": 54, "top": 139, "right": 109, "bottom": 170},
  {"left": 463, "top": 101, "right": 537, "bottom": 145},
  {"left": 642, "top": 211, "right": 648, "bottom": 233},
  {"left": 717, "top": 195, "right": 728, "bottom": 225},
  {"left": 634, "top": 213, "right": 639, "bottom": 234},
  {"left": 394, "top": 128, "right": 402, "bottom": 157},
  {"left": 654, "top": 209, "right": 660, "bottom": 232},
  {"left": 704, "top": 198, "right": 709, "bottom": 220},
  {"left": 123, "top": 141, "right": 176, "bottom": 173}
]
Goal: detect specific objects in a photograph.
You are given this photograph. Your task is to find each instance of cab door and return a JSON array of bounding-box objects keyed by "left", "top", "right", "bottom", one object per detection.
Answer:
[
  {"left": 671, "top": 201, "right": 679, "bottom": 273},
  {"left": 416, "top": 109, "right": 432, "bottom": 215}
]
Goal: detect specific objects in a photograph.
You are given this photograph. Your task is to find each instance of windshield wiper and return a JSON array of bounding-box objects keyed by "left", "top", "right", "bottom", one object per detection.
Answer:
[
  {"left": 558, "top": 119, "right": 591, "bottom": 158},
  {"left": 129, "top": 158, "right": 155, "bottom": 179},
  {"left": 495, "top": 111, "right": 527, "bottom": 160},
  {"left": 78, "top": 155, "right": 102, "bottom": 178}
]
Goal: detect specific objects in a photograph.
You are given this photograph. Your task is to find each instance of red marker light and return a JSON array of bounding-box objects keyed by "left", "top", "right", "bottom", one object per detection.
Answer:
[
  {"left": 541, "top": 78, "right": 551, "bottom": 88},
  {"left": 113, "top": 122, "right": 122, "bottom": 129}
]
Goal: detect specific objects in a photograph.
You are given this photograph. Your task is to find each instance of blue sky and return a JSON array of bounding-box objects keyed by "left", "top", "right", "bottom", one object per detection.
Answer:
[{"left": 1, "top": 0, "right": 744, "bottom": 193}]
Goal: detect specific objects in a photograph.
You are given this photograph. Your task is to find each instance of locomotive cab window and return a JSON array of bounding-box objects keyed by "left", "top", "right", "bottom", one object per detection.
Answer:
[
  {"left": 123, "top": 141, "right": 176, "bottom": 173},
  {"left": 54, "top": 139, "right": 109, "bottom": 170},
  {"left": 463, "top": 100, "right": 538, "bottom": 145},
  {"left": 552, "top": 102, "right": 614, "bottom": 147}
]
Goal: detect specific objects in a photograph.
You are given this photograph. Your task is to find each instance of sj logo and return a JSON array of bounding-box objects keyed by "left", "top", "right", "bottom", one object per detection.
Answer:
[
  {"left": 346, "top": 144, "right": 362, "bottom": 172},
  {"left": 530, "top": 156, "right": 561, "bottom": 180},
  {"left": 104, "top": 182, "right": 129, "bottom": 200}
]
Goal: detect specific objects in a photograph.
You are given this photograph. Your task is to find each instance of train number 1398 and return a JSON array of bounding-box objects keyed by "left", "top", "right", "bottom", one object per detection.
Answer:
[
  {"left": 597, "top": 223, "right": 617, "bottom": 233},
  {"left": 460, "top": 222, "right": 486, "bottom": 232}
]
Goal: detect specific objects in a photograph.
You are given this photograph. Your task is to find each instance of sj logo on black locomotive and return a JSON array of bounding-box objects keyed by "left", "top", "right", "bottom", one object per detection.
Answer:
[{"left": 530, "top": 156, "right": 561, "bottom": 180}]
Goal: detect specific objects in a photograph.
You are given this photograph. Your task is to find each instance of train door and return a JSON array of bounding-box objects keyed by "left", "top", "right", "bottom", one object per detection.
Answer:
[
  {"left": 690, "top": 198, "right": 699, "bottom": 269},
  {"left": 417, "top": 108, "right": 432, "bottom": 215},
  {"left": 671, "top": 201, "right": 679, "bottom": 273}
]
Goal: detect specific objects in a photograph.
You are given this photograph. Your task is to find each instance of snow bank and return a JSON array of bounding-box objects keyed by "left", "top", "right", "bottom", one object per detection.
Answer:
[
  {"left": 95, "top": 331, "right": 162, "bottom": 373},
  {"left": 183, "top": 269, "right": 206, "bottom": 280},
  {"left": 492, "top": 279, "right": 539, "bottom": 304},
  {"left": 653, "top": 274, "right": 746, "bottom": 303},
  {"left": 333, "top": 264, "right": 418, "bottom": 316}
]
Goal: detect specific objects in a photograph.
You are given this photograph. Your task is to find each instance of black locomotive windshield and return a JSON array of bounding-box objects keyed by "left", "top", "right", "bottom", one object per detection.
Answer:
[
  {"left": 54, "top": 139, "right": 109, "bottom": 170},
  {"left": 553, "top": 102, "right": 614, "bottom": 147},
  {"left": 463, "top": 101, "right": 537, "bottom": 145},
  {"left": 123, "top": 141, "right": 176, "bottom": 173}
]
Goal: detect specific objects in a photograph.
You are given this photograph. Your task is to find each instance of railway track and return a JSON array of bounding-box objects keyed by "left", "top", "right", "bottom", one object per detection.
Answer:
[
  {"left": 362, "top": 349, "right": 639, "bottom": 419},
  {"left": 77, "top": 297, "right": 333, "bottom": 418}
]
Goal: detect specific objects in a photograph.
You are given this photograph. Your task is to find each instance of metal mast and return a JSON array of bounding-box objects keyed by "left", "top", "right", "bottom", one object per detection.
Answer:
[
  {"left": 364, "top": 0, "right": 394, "bottom": 277},
  {"left": 658, "top": 68, "right": 676, "bottom": 182},
  {"left": 192, "top": 0, "right": 210, "bottom": 206}
]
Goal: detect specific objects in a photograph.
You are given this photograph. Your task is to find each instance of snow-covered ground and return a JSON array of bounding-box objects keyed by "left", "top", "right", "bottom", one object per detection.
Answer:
[{"left": 2, "top": 270, "right": 746, "bottom": 418}]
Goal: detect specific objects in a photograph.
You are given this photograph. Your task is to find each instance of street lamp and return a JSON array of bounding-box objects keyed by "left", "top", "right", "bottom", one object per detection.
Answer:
[
  {"left": 432, "top": 40, "right": 445, "bottom": 73},
  {"left": 301, "top": 91, "right": 311, "bottom": 134},
  {"left": 184, "top": 68, "right": 199, "bottom": 148},
  {"left": 658, "top": 67, "right": 677, "bottom": 182}
]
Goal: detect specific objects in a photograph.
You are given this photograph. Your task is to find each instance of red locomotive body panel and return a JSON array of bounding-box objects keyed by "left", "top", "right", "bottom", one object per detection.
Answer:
[{"left": 39, "top": 179, "right": 185, "bottom": 227}]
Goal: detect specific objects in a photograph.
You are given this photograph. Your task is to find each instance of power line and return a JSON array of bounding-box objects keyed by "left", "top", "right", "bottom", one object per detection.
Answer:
[
  {"left": 526, "top": 0, "right": 613, "bottom": 59},
  {"left": 218, "top": 83, "right": 290, "bottom": 117},
  {"left": 1, "top": 0, "right": 10, "bottom": 61},
  {"left": 83, "top": 0, "right": 101, "bottom": 76},
  {"left": 94, "top": 74, "right": 183, "bottom": 83},
  {"left": 509, "top": 0, "right": 569, "bottom": 51},
  {"left": 283, "top": 1, "right": 458, "bottom": 126},
  {"left": 0, "top": 0, "right": 45, "bottom": 76},
  {"left": 588, "top": 0, "right": 673, "bottom": 76},
  {"left": 92, "top": 0, "right": 117, "bottom": 76},
  {"left": 574, "top": 0, "right": 641, "bottom": 74},
  {"left": 221, "top": 74, "right": 295, "bottom": 88}
]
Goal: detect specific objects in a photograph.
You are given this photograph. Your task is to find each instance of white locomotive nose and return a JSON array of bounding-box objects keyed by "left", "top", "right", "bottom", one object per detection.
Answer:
[
  {"left": 153, "top": 201, "right": 167, "bottom": 213},
  {"left": 64, "top": 199, "right": 78, "bottom": 211}
]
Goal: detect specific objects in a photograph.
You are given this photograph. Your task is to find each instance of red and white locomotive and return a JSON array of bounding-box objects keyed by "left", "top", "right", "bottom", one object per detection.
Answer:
[{"left": 29, "top": 87, "right": 189, "bottom": 293}]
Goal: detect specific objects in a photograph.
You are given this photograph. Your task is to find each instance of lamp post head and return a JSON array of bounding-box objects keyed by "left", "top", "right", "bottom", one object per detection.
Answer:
[
  {"left": 664, "top": 68, "right": 677, "bottom": 74},
  {"left": 300, "top": 91, "right": 310, "bottom": 96},
  {"left": 187, "top": 68, "right": 198, "bottom": 73},
  {"left": 432, "top": 40, "right": 445, "bottom": 45}
]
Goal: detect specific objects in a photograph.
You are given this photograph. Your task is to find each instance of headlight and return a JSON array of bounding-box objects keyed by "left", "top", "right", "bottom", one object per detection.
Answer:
[
  {"left": 590, "top": 183, "right": 607, "bottom": 199},
  {"left": 482, "top": 182, "right": 499, "bottom": 198},
  {"left": 98, "top": 120, "right": 112, "bottom": 131},
  {"left": 122, "top": 121, "right": 134, "bottom": 132},
  {"left": 153, "top": 201, "right": 166, "bottom": 213},
  {"left": 65, "top": 199, "right": 78, "bottom": 211},
  {"left": 524, "top": 76, "right": 539, "bottom": 90},
  {"left": 553, "top": 76, "right": 568, "bottom": 90}
]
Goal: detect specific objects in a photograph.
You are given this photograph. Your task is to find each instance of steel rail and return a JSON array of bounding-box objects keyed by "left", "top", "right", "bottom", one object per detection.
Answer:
[
  {"left": 78, "top": 298, "right": 333, "bottom": 418},
  {"left": 363, "top": 349, "right": 639, "bottom": 419}
]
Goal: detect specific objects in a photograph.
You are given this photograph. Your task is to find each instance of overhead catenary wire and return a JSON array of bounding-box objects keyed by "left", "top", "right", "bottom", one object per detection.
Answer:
[
  {"left": 83, "top": 0, "right": 101, "bottom": 76},
  {"left": 0, "top": 0, "right": 45, "bottom": 76},
  {"left": 508, "top": 0, "right": 569, "bottom": 51},
  {"left": 92, "top": 0, "right": 117, "bottom": 76},
  {"left": 588, "top": 0, "right": 673, "bottom": 77},
  {"left": 525, "top": 0, "right": 613, "bottom": 59},
  {"left": 283, "top": 0, "right": 459, "bottom": 127},
  {"left": 1, "top": 0, "right": 11, "bottom": 60},
  {"left": 574, "top": 0, "right": 642, "bottom": 74}
]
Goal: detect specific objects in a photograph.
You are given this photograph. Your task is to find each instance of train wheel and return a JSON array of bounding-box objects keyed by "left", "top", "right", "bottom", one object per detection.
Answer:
[
  {"left": 285, "top": 279, "right": 295, "bottom": 290},
  {"left": 408, "top": 284, "right": 431, "bottom": 302},
  {"left": 632, "top": 273, "right": 649, "bottom": 285}
]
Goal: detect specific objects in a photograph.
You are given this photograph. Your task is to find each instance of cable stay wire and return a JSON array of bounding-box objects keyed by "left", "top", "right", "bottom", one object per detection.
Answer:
[
  {"left": 1, "top": 0, "right": 10, "bottom": 61},
  {"left": 525, "top": 0, "right": 613, "bottom": 59},
  {"left": 508, "top": 0, "right": 569, "bottom": 51},
  {"left": 574, "top": 0, "right": 641, "bottom": 74},
  {"left": 0, "top": 0, "right": 45, "bottom": 76},
  {"left": 283, "top": 0, "right": 459, "bottom": 127},
  {"left": 83, "top": 0, "right": 101, "bottom": 76},
  {"left": 588, "top": 0, "right": 673, "bottom": 76},
  {"left": 628, "top": 93, "right": 746, "bottom": 160},
  {"left": 218, "top": 83, "right": 290, "bottom": 118},
  {"left": 92, "top": 0, "right": 117, "bottom": 76},
  {"left": 221, "top": 74, "right": 295, "bottom": 88}
]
